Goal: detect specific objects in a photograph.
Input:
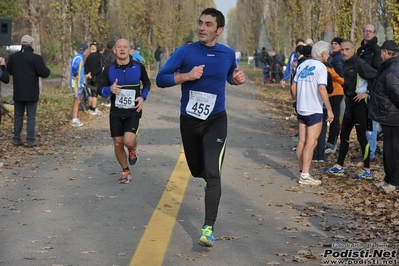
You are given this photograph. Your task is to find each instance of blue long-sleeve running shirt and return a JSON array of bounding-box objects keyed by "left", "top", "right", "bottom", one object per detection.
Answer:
[{"left": 156, "top": 42, "right": 236, "bottom": 118}]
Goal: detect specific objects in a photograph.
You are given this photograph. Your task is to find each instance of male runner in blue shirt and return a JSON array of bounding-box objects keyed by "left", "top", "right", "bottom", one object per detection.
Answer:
[{"left": 156, "top": 8, "right": 245, "bottom": 247}]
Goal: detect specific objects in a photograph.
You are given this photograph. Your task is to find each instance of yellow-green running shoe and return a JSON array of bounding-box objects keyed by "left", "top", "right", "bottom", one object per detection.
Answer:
[{"left": 197, "top": 225, "right": 214, "bottom": 247}]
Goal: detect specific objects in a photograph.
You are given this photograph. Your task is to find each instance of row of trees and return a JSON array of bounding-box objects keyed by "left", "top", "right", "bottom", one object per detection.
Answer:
[
  {"left": 230, "top": 0, "right": 399, "bottom": 56},
  {"left": 2, "top": 0, "right": 399, "bottom": 88},
  {"left": 0, "top": 0, "right": 214, "bottom": 88}
]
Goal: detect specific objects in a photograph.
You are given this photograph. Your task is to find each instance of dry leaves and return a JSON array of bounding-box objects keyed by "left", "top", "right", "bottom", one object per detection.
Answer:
[{"left": 250, "top": 74, "right": 399, "bottom": 263}]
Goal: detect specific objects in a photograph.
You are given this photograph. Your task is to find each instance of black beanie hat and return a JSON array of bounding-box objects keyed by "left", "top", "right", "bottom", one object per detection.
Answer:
[{"left": 331, "top": 37, "right": 343, "bottom": 45}]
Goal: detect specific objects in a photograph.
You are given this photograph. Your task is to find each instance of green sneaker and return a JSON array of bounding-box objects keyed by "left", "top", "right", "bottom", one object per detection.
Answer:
[{"left": 197, "top": 225, "right": 214, "bottom": 247}]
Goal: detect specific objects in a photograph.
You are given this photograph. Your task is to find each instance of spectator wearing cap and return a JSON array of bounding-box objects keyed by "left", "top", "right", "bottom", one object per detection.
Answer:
[
  {"left": 129, "top": 43, "right": 145, "bottom": 63},
  {"left": 357, "top": 24, "right": 382, "bottom": 162},
  {"left": 329, "top": 37, "right": 345, "bottom": 77},
  {"left": 324, "top": 37, "right": 345, "bottom": 154},
  {"left": 84, "top": 42, "right": 106, "bottom": 116},
  {"left": 6, "top": 35, "right": 51, "bottom": 148},
  {"left": 69, "top": 43, "right": 89, "bottom": 127},
  {"left": 369, "top": 40, "right": 399, "bottom": 192},
  {"left": 90, "top": 41, "right": 98, "bottom": 53}
]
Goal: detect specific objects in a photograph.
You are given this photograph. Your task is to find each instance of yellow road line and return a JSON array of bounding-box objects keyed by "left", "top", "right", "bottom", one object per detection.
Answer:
[{"left": 130, "top": 151, "right": 191, "bottom": 266}]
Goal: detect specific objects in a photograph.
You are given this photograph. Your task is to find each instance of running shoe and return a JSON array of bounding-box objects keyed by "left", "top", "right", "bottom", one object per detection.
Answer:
[
  {"left": 324, "top": 147, "right": 336, "bottom": 154},
  {"left": 373, "top": 180, "right": 387, "bottom": 188},
  {"left": 128, "top": 149, "right": 138, "bottom": 165},
  {"left": 298, "top": 175, "right": 322, "bottom": 185},
  {"left": 88, "top": 109, "right": 97, "bottom": 115},
  {"left": 70, "top": 118, "right": 84, "bottom": 127},
  {"left": 353, "top": 169, "right": 372, "bottom": 180},
  {"left": 119, "top": 170, "right": 132, "bottom": 184},
  {"left": 197, "top": 225, "right": 214, "bottom": 247},
  {"left": 379, "top": 183, "right": 399, "bottom": 192},
  {"left": 324, "top": 165, "right": 345, "bottom": 176},
  {"left": 94, "top": 108, "right": 102, "bottom": 115},
  {"left": 12, "top": 140, "right": 24, "bottom": 146}
]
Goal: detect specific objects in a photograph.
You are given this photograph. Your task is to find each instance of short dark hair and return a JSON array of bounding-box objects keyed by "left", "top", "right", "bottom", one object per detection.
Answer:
[
  {"left": 296, "top": 45, "right": 304, "bottom": 54},
  {"left": 295, "top": 38, "right": 305, "bottom": 45},
  {"left": 200, "top": 8, "right": 225, "bottom": 28},
  {"left": 97, "top": 43, "right": 104, "bottom": 51},
  {"left": 107, "top": 40, "right": 115, "bottom": 49}
]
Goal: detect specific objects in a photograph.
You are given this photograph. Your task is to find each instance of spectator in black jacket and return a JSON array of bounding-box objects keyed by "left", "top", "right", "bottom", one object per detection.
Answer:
[
  {"left": 154, "top": 45, "right": 162, "bottom": 74},
  {"left": 357, "top": 24, "right": 382, "bottom": 162},
  {"left": 324, "top": 40, "right": 376, "bottom": 179},
  {"left": 84, "top": 41, "right": 104, "bottom": 115},
  {"left": 0, "top": 56, "right": 9, "bottom": 84},
  {"left": 369, "top": 40, "right": 399, "bottom": 192},
  {"left": 7, "top": 35, "right": 51, "bottom": 148},
  {"left": 0, "top": 56, "right": 9, "bottom": 166},
  {"left": 103, "top": 40, "right": 116, "bottom": 65},
  {"left": 101, "top": 41, "right": 116, "bottom": 107}
]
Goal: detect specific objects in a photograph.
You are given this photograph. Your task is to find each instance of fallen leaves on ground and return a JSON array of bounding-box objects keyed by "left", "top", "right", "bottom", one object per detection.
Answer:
[{"left": 248, "top": 72, "right": 399, "bottom": 263}]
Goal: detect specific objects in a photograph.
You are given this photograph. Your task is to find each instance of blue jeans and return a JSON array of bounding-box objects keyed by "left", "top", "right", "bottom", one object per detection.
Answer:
[
  {"left": 13, "top": 101, "right": 38, "bottom": 144},
  {"left": 366, "top": 120, "right": 377, "bottom": 159}
]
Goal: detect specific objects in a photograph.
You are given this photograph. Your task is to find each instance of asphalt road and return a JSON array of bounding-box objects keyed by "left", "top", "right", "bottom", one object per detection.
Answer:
[{"left": 0, "top": 80, "right": 343, "bottom": 266}]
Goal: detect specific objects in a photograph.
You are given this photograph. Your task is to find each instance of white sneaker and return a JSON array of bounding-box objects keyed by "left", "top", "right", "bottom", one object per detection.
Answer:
[
  {"left": 70, "top": 118, "right": 84, "bottom": 127},
  {"left": 298, "top": 176, "right": 322, "bottom": 185},
  {"left": 104, "top": 103, "right": 111, "bottom": 107},
  {"left": 94, "top": 108, "right": 102, "bottom": 115},
  {"left": 373, "top": 180, "right": 387, "bottom": 188},
  {"left": 88, "top": 109, "right": 97, "bottom": 115},
  {"left": 325, "top": 147, "right": 336, "bottom": 154}
]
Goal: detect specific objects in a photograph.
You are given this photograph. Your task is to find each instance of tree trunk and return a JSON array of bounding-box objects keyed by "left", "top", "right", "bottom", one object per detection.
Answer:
[
  {"left": 29, "top": 0, "right": 44, "bottom": 91},
  {"left": 351, "top": 0, "right": 357, "bottom": 40},
  {"left": 60, "top": 0, "right": 73, "bottom": 89}
]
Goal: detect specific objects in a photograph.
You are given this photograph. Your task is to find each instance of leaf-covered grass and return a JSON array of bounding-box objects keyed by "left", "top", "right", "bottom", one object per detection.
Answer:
[{"left": 251, "top": 67, "right": 399, "bottom": 246}]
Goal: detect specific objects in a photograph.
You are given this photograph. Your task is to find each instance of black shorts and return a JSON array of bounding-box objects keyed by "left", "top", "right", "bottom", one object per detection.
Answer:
[
  {"left": 86, "top": 84, "right": 98, "bottom": 97},
  {"left": 109, "top": 115, "right": 140, "bottom": 137}
]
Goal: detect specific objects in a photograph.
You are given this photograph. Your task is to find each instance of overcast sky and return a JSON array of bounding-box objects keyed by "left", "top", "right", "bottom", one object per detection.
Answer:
[{"left": 214, "top": 0, "right": 237, "bottom": 17}]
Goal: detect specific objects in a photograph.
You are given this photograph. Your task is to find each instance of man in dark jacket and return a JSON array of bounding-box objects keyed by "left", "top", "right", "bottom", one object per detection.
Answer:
[
  {"left": 101, "top": 41, "right": 116, "bottom": 107},
  {"left": 0, "top": 56, "right": 9, "bottom": 166},
  {"left": 0, "top": 56, "right": 10, "bottom": 127},
  {"left": 84, "top": 41, "right": 104, "bottom": 115},
  {"left": 357, "top": 24, "right": 382, "bottom": 161},
  {"left": 0, "top": 56, "right": 9, "bottom": 84},
  {"left": 369, "top": 40, "right": 399, "bottom": 192},
  {"left": 357, "top": 24, "right": 382, "bottom": 70},
  {"left": 103, "top": 40, "right": 116, "bottom": 65},
  {"left": 324, "top": 40, "right": 376, "bottom": 179},
  {"left": 7, "top": 35, "right": 51, "bottom": 148},
  {"left": 154, "top": 45, "right": 162, "bottom": 74}
]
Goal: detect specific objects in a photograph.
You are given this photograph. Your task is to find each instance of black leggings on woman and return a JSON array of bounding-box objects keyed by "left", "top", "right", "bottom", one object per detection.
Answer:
[{"left": 180, "top": 111, "right": 227, "bottom": 227}]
